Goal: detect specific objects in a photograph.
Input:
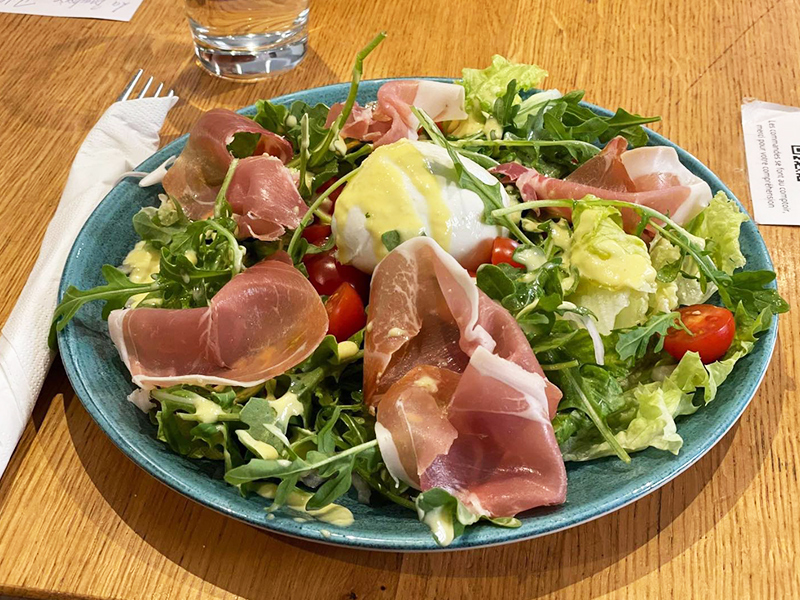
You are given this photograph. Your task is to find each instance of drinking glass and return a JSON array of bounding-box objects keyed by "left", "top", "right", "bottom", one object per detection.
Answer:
[{"left": 185, "top": 0, "right": 310, "bottom": 81}]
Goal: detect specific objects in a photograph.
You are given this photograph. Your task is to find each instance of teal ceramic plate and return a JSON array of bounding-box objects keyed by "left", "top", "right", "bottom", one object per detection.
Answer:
[{"left": 57, "top": 80, "right": 779, "bottom": 551}]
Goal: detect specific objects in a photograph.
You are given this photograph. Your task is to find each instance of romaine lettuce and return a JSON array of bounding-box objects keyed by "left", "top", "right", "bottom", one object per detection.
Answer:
[
  {"left": 688, "top": 192, "right": 748, "bottom": 275},
  {"left": 461, "top": 55, "right": 548, "bottom": 113},
  {"left": 565, "top": 204, "right": 657, "bottom": 334},
  {"left": 650, "top": 191, "right": 747, "bottom": 306}
]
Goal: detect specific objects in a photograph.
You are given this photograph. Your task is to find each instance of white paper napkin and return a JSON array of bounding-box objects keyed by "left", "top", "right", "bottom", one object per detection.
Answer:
[{"left": 0, "top": 95, "right": 179, "bottom": 477}]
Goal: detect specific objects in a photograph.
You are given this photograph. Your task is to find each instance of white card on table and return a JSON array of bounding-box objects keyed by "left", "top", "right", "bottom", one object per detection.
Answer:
[
  {"left": 0, "top": 0, "right": 143, "bottom": 21},
  {"left": 741, "top": 100, "right": 800, "bottom": 226}
]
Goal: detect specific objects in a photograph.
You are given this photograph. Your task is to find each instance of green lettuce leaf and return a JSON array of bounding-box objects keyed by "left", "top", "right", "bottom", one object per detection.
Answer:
[
  {"left": 562, "top": 303, "right": 773, "bottom": 461},
  {"left": 650, "top": 191, "right": 748, "bottom": 306},
  {"left": 461, "top": 55, "right": 547, "bottom": 113},
  {"left": 688, "top": 192, "right": 748, "bottom": 275},
  {"left": 565, "top": 203, "right": 657, "bottom": 334}
]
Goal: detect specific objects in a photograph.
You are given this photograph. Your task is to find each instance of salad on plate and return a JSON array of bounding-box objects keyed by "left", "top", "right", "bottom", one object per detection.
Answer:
[{"left": 51, "top": 34, "right": 788, "bottom": 546}]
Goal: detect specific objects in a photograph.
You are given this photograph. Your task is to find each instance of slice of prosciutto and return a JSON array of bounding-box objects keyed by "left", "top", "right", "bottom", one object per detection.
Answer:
[
  {"left": 325, "top": 80, "right": 468, "bottom": 148},
  {"left": 493, "top": 136, "right": 712, "bottom": 233},
  {"left": 109, "top": 254, "right": 327, "bottom": 389},
  {"left": 162, "top": 108, "right": 294, "bottom": 220},
  {"left": 226, "top": 155, "right": 308, "bottom": 241},
  {"left": 366, "top": 237, "right": 566, "bottom": 517}
]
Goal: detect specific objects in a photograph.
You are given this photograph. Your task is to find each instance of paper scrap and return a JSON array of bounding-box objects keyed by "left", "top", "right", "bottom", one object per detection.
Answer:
[
  {"left": 0, "top": 0, "right": 143, "bottom": 21},
  {"left": 742, "top": 100, "right": 800, "bottom": 226}
]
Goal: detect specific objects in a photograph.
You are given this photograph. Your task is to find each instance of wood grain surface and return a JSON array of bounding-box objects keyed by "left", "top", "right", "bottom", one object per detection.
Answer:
[{"left": 1, "top": 0, "right": 799, "bottom": 598}]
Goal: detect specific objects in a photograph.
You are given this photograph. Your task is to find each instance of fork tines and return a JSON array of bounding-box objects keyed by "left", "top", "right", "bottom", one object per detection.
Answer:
[{"left": 117, "top": 69, "right": 175, "bottom": 102}]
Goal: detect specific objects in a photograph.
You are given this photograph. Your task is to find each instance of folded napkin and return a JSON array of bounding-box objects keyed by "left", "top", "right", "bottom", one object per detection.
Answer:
[{"left": 0, "top": 95, "right": 179, "bottom": 477}]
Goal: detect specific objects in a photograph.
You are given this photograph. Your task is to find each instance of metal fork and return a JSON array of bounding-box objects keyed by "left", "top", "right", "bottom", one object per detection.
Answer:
[{"left": 116, "top": 69, "right": 175, "bottom": 101}]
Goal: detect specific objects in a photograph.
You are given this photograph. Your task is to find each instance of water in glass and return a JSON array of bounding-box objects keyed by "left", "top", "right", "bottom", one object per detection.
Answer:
[{"left": 186, "top": 0, "right": 309, "bottom": 80}]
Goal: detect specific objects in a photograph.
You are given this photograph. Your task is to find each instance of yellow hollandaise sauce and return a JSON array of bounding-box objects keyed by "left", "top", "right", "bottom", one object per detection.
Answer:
[{"left": 333, "top": 139, "right": 452, "bottom": 264}]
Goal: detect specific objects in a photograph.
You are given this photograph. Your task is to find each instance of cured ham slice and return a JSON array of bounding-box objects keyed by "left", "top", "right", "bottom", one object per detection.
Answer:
[
  {"left": 567, "top": 136, "right": 635, "bottom": 192},
  {"left": 367, "top": 237, "right": 566, "bottom": 516},
  {"left": 162, "top": 109, "right": 294, "bottom": 220},
  {"left": 365, "top": 237, "right": 561, "bottom": 413},
  {"left": 373, "top": 365, "right": 460, "bottom": 488},
  {"left": 226, "top": 155, "right": 308, "bottom": 241},
  {"left": 493, "top": 136, "right": 712, "bottom": 232},
  {"left": 108, "top": 254, "right": 327, "bottom": 388},
  {"left": 421, "top": 347, "right": 567, "bottom": 515},
  {"left": 325, "top": 80, "right": 468, "bottom": 148}
]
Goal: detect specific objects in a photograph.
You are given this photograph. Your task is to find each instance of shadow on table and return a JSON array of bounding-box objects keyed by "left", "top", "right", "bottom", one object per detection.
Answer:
[
  {"left": 51, "top": 342, "right": 791, "bottom": 600},
  {"left": 157, "top": 45, "right": 340, "bottom": 145},
  {"left": 0, "top": 362, "right": 74, "bottom": 512}
]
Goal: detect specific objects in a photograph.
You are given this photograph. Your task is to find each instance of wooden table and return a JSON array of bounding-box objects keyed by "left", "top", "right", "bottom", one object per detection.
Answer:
[{"left": 1, "top": 0, "right": 799, "bottom": 597}]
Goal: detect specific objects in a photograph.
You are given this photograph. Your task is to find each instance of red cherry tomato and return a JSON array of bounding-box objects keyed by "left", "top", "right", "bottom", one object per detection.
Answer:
[
  {"left": 302, "top": 224, "right": 332, "bottom": 246},
  {"left": 316, "top": 177, "right": 344, "bottom": 207},
  {"left": 325, "top": 283, "right": 367, "bottom": 342},
  {"left": 303, "top": 250, "right": 370, "bottom": 301},
  {"left": 491, "top": 237, "right": 523, "bottom": 268},
  {"left": 663, "top": 304, "right": 736, "bottom": 364}
]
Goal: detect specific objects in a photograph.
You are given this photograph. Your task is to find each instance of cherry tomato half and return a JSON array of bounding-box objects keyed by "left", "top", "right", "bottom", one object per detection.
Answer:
[
  {"left": 491, "top": 237, "right": 523, "bottom": 269},
  {"left": 325, "top": 282, "right": 367, "bottom": 342},
  {"left": 663, "top": 304, "right": 736, "bottom": 364},
  {"left": 316, "top": 177, "right": 345, "bottom": 206},
  {"left": 302, "top": 224, "right": 332, "bottom": 246},
  {"left": 303, "top": 250, "right": 370, "bottom": 301}
]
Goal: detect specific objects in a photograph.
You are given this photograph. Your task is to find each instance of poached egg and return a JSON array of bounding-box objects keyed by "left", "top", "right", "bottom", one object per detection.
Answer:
[{"left": 332, "top": 139, "right": 509, "bottom": 273}]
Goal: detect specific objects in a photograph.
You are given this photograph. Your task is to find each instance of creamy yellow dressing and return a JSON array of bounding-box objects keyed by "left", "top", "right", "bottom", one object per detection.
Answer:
[
  {"left": 193, "top": 397, "right": 226, "bottom": 423},
  {"left": 123, "top": 241, "right": 160, "bottom": 283},
  {"left": 257, "top": 483, "right": 354, "bottom": 527},
  {"left": 334, "top": 140, "right": 452, "bottom": 263},
  {"left": 482, "top": 116, "right": 503, "bottom": 140},
  {"left": 417, "top": 505, "right": 455, "bottom": 546},
  {"left": 268, "top": 392, "right": 304, "bottom": 429},
  {"left": 449, "top": 112, "right": 484, "bottom": 138},
  {"left": 549, "top": 219, "right": 572, "bottom": 251},
  {"left": 235, "top": 430, "right": 279, "bottom": 460},
  {"left": 336, "top": 341, "right": 359, "bottom": 361},
  {"left": 121, "top": 241, "right": 161, "bottom": 308},
  {"left": 514, "top": 246, "right": 546, "bottom": 271}
]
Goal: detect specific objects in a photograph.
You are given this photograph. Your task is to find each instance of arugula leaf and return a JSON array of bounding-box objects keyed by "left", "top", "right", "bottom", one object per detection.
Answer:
[
  {"left": 725, "top": 270, "right": 788, "bottom": 316},
  {"left": 49, "top": 265, "right": 162, "bottom": 348},
  {"left": 615, "top": 311, "right": 682, "bottom": 362},
  {"left": 132, "top": 197, "right": 190, "bottom": 246},
  {"left": 307, "top": 32, "right": 386, "bottom": 169},
  {"left": 456, "top": 84, "right": 659, "bottom": 178},
  {"left": 253, "top": 101, "right": 289, "bottom": 136},
  {"left": 492, "top": 80, "right": 520, "bottom": 128},
  {"left": 223, "top": 440, "right": 377, "bottom": 493},
  {"left": 238, "top": 397, "right": 285, "bottom": 451},
  {"left": 297, "top": 113, "right": 312, "bottom": 197},
  {"left": 227, "top": 131, "right": 261, "bottom": 159},
  {"left": 287, "top": 167, "right": 361, "bottom": 263},
  {"left": 475, "top": 263, "right": 516, "bottom": 300},
  {"left": 548, "top": 364, "right": 631, "bottom": 463}
]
